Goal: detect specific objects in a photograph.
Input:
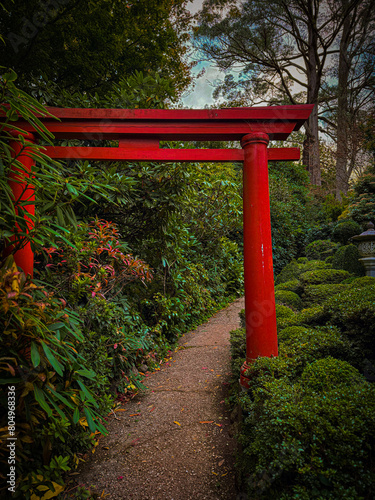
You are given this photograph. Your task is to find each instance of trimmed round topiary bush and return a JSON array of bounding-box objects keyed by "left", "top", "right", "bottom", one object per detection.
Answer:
[
  {"left": 300, "top": 356, "right": 365, "bottom": 391},
  {"left": 332, "top": 219, "right": 362, "bottom": 244},
  {"left": 305, "top": 239, "right": 337, "bottom": 260},
  {"left": 349, "top": 276, "right": 375, "bottom": 287},
  {"left": 275, "top": 290, "right": 303, "bottom": 310},
  {"left": 275, "top": 259, "right": 327, "bottom": 285},
  {"left": 279, "top": 325, "right": 354, "bottom": 367},
  {"left": 302, "top": 283, "right": 350, "bottom": 307},
  {"left": 324, "top": 283, "right": 375, "bottom": 361},
  {"left": 300, "top": 268, "right": 351, "bottom": 285},
  {"left": 275, "top": 278, "right": 302, "bottom": 294},
  {"left": 332, "top": 244, "right": 365, "bottom": 276}
]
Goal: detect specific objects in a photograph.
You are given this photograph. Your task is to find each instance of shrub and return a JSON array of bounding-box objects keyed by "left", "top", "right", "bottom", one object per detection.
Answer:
[
  {"left": 299, "top": 268, "right": 351, "bottom": 285},
  {"left": 324, "top": 284, "right": 375, "bottom": 361},
  {"left": 229, "top": 327, "right": 246, "bottom": 374},
  {"left": 274, "top": 290, "right": 303, "bottom": 310},
  {"left": 275, "top": 259, "right": 327, "bottom": 285},
  {"left": 332, "top": 219, "right": 363, "bottom": 244},
  {"left": 305, "top": 239, "right": 337, "bottom": 260},
  {"left": 238, "top": 376, "right": 375, "bottom": 499},
  {"left": 276, "top": 304, "right": 296, "bottom": 330},
  {"left": 302, "top": 283, "right": 350, "bottom": 307},
  {"left": 279, "top": 325, "right": 354, "bottom": 369},
  {"left": 274, "top": 279, "right": 302, "bottom": 294},
  {"left": 300, "top": 356, "right": 365, "bottom": 391},
  {"left": 332, "top": 244, "right": 365, "bottom": 276},
  {"left": 239, "top": 308, "right": 245, "bottom": 328},
  {"left": 349, "top": 276, "right": 375, "bottom": 287}
]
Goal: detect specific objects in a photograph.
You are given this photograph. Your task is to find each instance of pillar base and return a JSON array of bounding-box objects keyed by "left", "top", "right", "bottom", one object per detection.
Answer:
[
  {"left": 359, "top": 257, "right": 375, "bottom": 277},
  {"left": 240, "top": 361, "right": 254, "bottom": 390}
]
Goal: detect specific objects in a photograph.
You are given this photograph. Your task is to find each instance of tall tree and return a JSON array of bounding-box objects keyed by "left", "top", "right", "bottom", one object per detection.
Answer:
[
  {"left": 194, "top": 0, "right": 366, "bottom": 187},
  {"left": 0, "top": 0, "right": 192, "bottom": 97},
  {"left": 320, "top": 0, "right": 375, "bottom": 198}
]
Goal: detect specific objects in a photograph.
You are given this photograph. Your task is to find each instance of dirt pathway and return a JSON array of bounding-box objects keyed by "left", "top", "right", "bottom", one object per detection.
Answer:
[{"left": 72, "top": 297, "right": 244, "bottom": 500}]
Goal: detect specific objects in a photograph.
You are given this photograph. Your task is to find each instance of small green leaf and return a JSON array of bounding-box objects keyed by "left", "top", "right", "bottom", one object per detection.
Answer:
[
  {"left": 41, "top": 342, "right": 64, "bottom": 376},
  {"left": 73, "top": 407, "right": 80, "bottom": 424},
  {"left": 84, "top": 407, "right": 96, "bottom": 433},
  {"left": 30, "top": 342, "right": 40, "bottom": 368}
]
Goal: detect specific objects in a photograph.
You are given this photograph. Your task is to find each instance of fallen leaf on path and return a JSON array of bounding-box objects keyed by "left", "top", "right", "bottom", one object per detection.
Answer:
[
  {"left": 173, "top": 421, "right": 181, "bottom": 426},
  {"left": 149, "top": 406, "right": 156, "bottom": 412},
  {"left": 129, "top": 413, "right": 141, "bottom": 417},
  {"left": 202, "top": 367, "right": 208, "bottom": 370},
  {"left": 212, "top": 471, "right": 218, "bottom": 475},
  {"left": 114, "top": 409, "right": 127, "bottom": 412},
  {"left": 117, "top": 476, "right": 124, "bottom": 480},
  {"left": 219, "top": 460, "right": 224, "bottom": 466},
  {"left": 199, "top": 421, "right": 214, "bottom": 424},
  {"left": 222, "top": 472, "right": 228, "bottom": 476},
  {"left": 215, "top": 424, "right": 222, "bottom": 427}
]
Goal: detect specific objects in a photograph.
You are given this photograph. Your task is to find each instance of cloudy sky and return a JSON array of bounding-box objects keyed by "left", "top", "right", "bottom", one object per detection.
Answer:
[{"left": 181, "top": 0, "right": 226, "bottom": 108}]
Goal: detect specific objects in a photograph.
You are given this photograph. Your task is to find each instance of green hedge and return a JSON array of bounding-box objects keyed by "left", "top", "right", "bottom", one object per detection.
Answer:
[
  {"left": 299, "top": 268, "right": 351, "bottom": 285},
  {"left": 305, "top": 239, "right": 337, "bottom": 260},
  {"left": 332, "top": 244, "right": 365, "bottom": 276},
  {"left": 275, "top": 290, "right": 303, "bottom": 310},
  {"left": 302, "top": 283, "right": 350, "bottom": 307}
]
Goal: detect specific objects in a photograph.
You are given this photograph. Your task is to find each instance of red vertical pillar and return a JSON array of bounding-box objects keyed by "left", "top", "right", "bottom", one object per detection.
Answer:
[
  {"left": 240, "top": 133, "right": 278, "bottom": 389},
  {"left": 6, "top": 132, "right": 36, "bottom": 278}
]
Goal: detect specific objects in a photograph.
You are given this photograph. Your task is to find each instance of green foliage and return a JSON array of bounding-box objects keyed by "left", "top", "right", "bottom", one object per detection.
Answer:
[
  {"left": 231, "top": 252, "right": 375, "bottom": 498},
  {"left": 332, "top": 220, "right": 363, "bottom": 244},
  {"left": 275, "top": 259, "right": 327, "bottom": 285},
  {"left": 324, "top": 283, "right": 375, "bottom": 361},
  {"left": 274, "top": 279, "right": 302, "bottom": 295},
  {"left": 345, "top": 166, "right": 375, "bottom": 224},
  {"left": 238, "top": 374, "right": 375, "bottom": 499},
  {"left": 0, "top": 256, "right": 109, "bottom": 496},
  {"left": 305, "top": 239, "right": 337, "bottom": 260},
  {"left": 302, "top": 283, "right": 350, "bottom": 307},
  {"left": 276, "top": 304, "right": 296, "bottom": 330},
  {"left": 332, "top": 244, "right": 365, "bottom": 276},
  {"left": 300, "top": 356, "right": 365, "bottom": 391},
  {"left": 274, "top": 290, "right": 302, "bottom": 311},
  {"left": 0, "top": 0, "right": 192, "bottom": 98},
  {"left": 269, "top": 162, "right": 310, "bottom": 274},
  {"left": 229, "top": 327, "right": 246, "bottom": 374},
  {"left": 299, "top": 268, "right": 351, "bottom": 285}
]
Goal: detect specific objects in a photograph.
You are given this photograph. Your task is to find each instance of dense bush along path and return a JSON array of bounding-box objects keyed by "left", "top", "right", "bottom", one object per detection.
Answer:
[{"left": 70, "top": 298, "right": 244, "bottom": 499}]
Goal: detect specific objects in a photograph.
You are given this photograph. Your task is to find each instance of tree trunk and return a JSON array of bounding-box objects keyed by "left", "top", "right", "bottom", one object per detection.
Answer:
[
  {"left": 303, "top": 12, "right": 321, "bottom": 186},
  {"left": 335, "top": 9, "right": 351, "bottom": 200}
]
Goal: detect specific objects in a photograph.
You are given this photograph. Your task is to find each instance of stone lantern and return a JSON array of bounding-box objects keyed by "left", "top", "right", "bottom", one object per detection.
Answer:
[{"left": 351, "top": 222, "right": 375, "bottom": 277}]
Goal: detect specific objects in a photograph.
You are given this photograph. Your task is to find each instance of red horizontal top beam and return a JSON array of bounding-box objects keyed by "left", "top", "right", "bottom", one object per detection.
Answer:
[
  {"left": 43, "top": 146, "right": 300, "bottom": 162},
  {"left": 41, "top": 105, "right": 313, "bottom": 128},
  {"left": 6, "top": 104, "right": 314, "bottom": 142}
]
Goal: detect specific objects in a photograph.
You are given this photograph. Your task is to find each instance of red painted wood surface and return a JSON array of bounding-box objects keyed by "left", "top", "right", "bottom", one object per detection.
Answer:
[
  {"left": 43, "top": 146, "right": 300, "bottom": 162},
  {"left": 240, "top": 132, "right": 278, "bottom": 389},
  {"left": 5, "top": 104, "right": 314, "bottom": 142},
  {"left": 6, "top": 133, "right": 36, "bottom": 278},
  {"left": 34, "top": 104, "right": 313, "bottom": 125},
  {"left": 17, "top": 120, "right": 296, "bottom": 141}
]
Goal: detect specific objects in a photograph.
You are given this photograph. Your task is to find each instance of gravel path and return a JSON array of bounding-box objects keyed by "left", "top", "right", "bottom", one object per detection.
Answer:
[{"left": 71, "top": 297, "right": 245, "bottom": 500}]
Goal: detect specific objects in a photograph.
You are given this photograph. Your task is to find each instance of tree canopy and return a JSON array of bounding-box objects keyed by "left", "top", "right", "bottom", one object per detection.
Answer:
[
  {"left": 194, "top": 0, "right": 375, "bottom": 195},
  {"left": 0, "top": 0, "right": 193, "bottom": 97}
]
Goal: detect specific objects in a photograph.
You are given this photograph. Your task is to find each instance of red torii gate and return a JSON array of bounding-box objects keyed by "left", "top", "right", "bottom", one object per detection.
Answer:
[{"left": 7, "top": 105, "right": 313, "bottom": 388}]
